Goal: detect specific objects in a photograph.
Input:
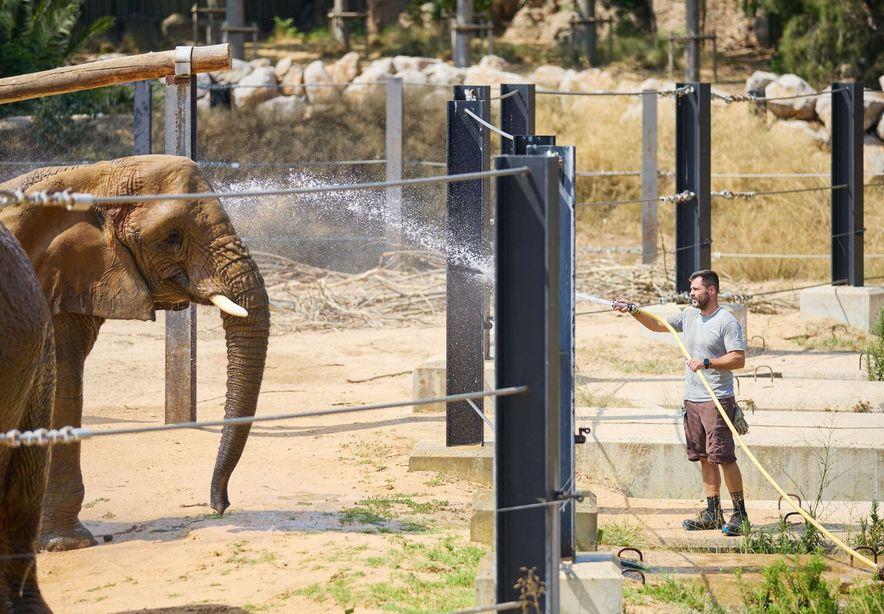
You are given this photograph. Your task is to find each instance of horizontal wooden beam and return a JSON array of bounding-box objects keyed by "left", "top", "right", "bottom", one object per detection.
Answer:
[{"left": 0, "top": 44, "right": 231, "bottom": 105}]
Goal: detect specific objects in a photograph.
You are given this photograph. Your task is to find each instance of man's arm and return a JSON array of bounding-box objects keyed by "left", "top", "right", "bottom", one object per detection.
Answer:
[
  {"left": 687, "top": 350, "right": 746, "bottom": 372},
  {"left": 612, "top": 299, "right": 670, "bottom": 332}
]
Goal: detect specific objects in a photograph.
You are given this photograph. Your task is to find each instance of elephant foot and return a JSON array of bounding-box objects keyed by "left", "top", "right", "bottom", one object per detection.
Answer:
[
  {"left": 8, "top": 594, "right": 52, "bottom": 614},
  {"left": 38, "top": 520, "right": 97, "bottom": 552}
]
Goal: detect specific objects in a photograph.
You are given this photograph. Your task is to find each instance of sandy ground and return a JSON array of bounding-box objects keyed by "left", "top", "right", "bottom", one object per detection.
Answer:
[{"left": 34, "top": 304, "right": 882, "bottom": 612}]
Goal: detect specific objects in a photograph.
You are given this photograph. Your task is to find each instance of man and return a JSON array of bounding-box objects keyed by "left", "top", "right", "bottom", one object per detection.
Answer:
[{"left": 614, "top": 270, "right": 748, "bottom": 536}]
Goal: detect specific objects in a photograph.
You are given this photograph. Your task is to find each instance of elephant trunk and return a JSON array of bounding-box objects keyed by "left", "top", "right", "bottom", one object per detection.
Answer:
[{"left": 209, "top": 239, "right": 270, "bottom": 515}]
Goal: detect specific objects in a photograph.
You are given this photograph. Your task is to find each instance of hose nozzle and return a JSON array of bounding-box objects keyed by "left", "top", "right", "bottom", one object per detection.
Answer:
[{"left": 612, "top": 301, "right": 640, "bottom": 314}]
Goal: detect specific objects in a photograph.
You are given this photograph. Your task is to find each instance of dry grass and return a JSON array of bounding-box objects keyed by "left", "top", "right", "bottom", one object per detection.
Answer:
[{"left": 538, "top": 96, "right": 884, "bottom": 282}]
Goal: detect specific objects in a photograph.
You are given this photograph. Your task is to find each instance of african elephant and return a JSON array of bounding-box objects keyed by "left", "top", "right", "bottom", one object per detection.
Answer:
[
  {"left": 0, "top": 220, "right": 55, "bottom": 612},
  {"left": 0, "top": 155, "right": 270, "bottom": 551}
]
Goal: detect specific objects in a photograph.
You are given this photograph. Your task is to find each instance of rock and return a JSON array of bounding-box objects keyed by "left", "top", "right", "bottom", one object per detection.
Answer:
[
  {"left": 639, "top": 77, "right": 676, "bottom": 92},
  {"left": 396, "top": 68, "right": 427, "bottom": 85},
  {"left": 232, "top": 66, "right": 278, "bottom": 109},
  {"left": 559, "top": 68, "right": 614, "bottom": 92},
  {"left": 425, "top": 63, "right": 465, "bottom": 86},
  {"left": 880, "top": 75, "right": 884, "bottom": 91},
  {"left": 393, "top": 55, "right": 439, "bottom": 73},
  {"left": 878, "top": 114, "right": 884, "bottom": 141},
  {"left": 211, "top": 58, "right": 253, "bottom": 85},
  {"left": 745, "top": 70, "right": 778, "bottom": 94},
  {"left": 463, "top": 65, "right": 526, "bottom": 87},
  {"left": 367, "top": 57, "right": 395, "bottom": 77},
  {"left": 249, "top": 58, "right": 272, "bottom": 68},
  {"left": 863, "top": 91, "right": 884, "bottom": 132},
  {"left": 256, "top": 95, "right": 309, "bottom": 122},
  {"left": 0, "top": 116, "right": 33, "bottom": 131},
  {"left": 815, "top": 86, "right": 832, "bottom": 130},
  {"left": 529, "top": 65, "right": 566, "bottom": 90},
  {"left": 274, "top": 57, "right": 293, "bottom": 80},
  {"left": 280, "top": 63, "right": 305, "bottom": 97},
  {"left": 478, "top": 55, "right": 508, "bottom": 71},
  {"left": 765, "top": 74, "right": 817, "bottom": 121},
  {"left": 503, "top": 2, "right": 577, "bottom": 45},
  {"left": 865, "top": 134, "right": 884, "bottom": 178},
  {"left": 770, "top": 119, "right": 827, "bottom": 145},
  {"left": 196, "top": 95, "right": 210, "bottom": 112},
  {"left": 195, "top": 73, "right": 212, "bottom": 99},
  {"left": 344, "top": 58, "right": 394, "bottom": 103},
  {"left": 328, "top": 52, "right": 361, "bottom": 84},
  {"left": 303, "top": 60, "right": 336, "bottom": 103},
  {"left": 160, "top": 13, "right": 190, "bottom": 44}
]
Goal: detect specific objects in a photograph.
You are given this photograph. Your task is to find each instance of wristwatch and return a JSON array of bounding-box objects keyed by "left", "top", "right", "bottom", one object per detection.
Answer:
[{"left": 703, "top": 358, "right": 711, "bottom": 369}]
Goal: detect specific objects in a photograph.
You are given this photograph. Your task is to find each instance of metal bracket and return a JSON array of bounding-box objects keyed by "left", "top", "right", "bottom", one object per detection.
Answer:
[
  {"left": 777, "top": 493, "right": 803, "bottom": 511},
  {"left": 174, "top": 45, "right": 194, "bottom": 76},
  {"left": 574, "top": 427, "right": 591, "bottom": 444}
]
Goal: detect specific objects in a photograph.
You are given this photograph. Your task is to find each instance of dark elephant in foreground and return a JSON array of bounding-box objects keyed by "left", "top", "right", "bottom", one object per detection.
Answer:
[
  {"left": 0, "top": 155, "right": 270, "bottom": 551},
  {"left": 0, "top": 220, "right": 55, "bottom": 612}
]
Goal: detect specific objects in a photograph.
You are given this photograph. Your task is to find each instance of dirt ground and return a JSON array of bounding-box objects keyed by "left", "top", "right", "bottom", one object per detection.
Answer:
[{"left": 34, "top": 302, "right": 882, "bottom": 613}]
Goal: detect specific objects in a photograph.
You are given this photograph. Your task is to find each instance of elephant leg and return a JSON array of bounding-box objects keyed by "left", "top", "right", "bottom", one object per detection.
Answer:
[{"left": 39, "top": 313, "right": 103, "bottom": 553}]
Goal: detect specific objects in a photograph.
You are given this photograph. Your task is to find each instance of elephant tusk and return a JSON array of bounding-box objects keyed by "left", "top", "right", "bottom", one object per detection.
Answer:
[{"left": 210, "top": 295, "right": 249, "bottom": 318}]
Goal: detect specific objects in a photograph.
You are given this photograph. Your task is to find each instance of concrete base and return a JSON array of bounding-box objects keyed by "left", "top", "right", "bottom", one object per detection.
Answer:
[
  {"left": 412, "top": 358, "right": 495, "bottom": 413},
  {"left": 578, "top": 407, "right": 884, "bottom": 500},
  {"left": 407, "top": 440, "right": 493, "bottom": 485},
  {"left": 475, "top": 551, "right": 622, "bottom": 613},
  {"left": 638, "top": 302, "right": 748, "bottom": 347},
  {"left": 470, "top": 490, "right": 598, "bottom": 551},
  {"left": 799, "top": 284, "right": 884, "bottom": 332}
]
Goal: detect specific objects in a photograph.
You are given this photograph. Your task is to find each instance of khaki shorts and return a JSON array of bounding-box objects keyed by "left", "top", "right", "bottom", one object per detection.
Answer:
[{"left": 683, "top": 396, "right": 737, "bottom": 464}]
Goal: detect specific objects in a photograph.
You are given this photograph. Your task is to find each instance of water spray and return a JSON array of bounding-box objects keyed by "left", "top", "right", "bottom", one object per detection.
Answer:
[{"left": 576, "top": 292, "right": 639, "bottom": 313}]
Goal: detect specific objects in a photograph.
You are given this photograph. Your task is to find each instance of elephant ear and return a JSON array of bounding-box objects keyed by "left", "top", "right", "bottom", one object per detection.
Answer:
[{"left": 0, "top": 164, "right": 154, "bottom": 321}]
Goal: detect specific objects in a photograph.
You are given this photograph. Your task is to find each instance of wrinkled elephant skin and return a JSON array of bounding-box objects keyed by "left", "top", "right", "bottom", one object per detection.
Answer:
[{"left": 0, "top": 155, "right": 270, "bottom": 551}]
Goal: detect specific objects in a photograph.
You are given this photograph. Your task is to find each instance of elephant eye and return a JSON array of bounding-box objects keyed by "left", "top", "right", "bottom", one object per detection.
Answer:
[{"left": 165, "top": 230, "right": 183, "bottom": 247}]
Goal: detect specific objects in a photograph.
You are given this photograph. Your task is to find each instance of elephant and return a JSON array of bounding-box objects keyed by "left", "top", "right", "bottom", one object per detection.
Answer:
[
  {"left": 0, "top": 220, "right": 55, "bottom": 612},
  {"left": 0, "top": 155, "right": 270, "bottom": 552}
]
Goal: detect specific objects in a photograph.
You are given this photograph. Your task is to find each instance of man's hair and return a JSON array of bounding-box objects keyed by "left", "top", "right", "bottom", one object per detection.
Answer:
[{"left": 689, "top": 269, "right": 720, "bottom": 292}]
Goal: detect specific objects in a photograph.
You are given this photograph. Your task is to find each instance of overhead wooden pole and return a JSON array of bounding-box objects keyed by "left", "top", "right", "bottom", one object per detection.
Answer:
[{"left": 0, "top": 44, "right": 231, "bottom": 105}]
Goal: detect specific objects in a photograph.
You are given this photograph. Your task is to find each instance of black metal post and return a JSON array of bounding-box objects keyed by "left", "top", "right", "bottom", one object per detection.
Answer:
[
  {"left": 514, "top": 135, "right": 555, "bottom": 154},
  {"left": 446, "top": 98, "right": 488, "bottom": 446},
  {"left": 133, "top": 81, "right": 152, "bottom": 155},
  {"left": 831, "top": 83, "right": 864, "bottom": 287},
  {"left": 500, "top": 84, "right": 535, "bottom": 155},
  {"left": 495, "top": 154, "right": 562, "bottom": 610},
  {"left": 675, "top": 82, "right": 711, "bottom": 293},
  {"left": 527, "top": 144, "right": 576, "bottom": 560}
]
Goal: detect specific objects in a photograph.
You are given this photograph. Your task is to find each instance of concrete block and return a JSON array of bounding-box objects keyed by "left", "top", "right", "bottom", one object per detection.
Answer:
[
  {"left": 470, "top": 488, "right": 598, "bottom": 550},
  {"left": 638, "top": 302, "right": 748, "bottom": 347},
  {"left": 412, "top": 357, "right": 495, "bottom": 413},
  {"left": 407, "top": 440, "right": 493, "bottom": 485},
  {"left": 800, "top": 284, "right": 884, "bottom": 332},
  {"left": 474, "top": 551, "right": 622, "bottom": 613}
]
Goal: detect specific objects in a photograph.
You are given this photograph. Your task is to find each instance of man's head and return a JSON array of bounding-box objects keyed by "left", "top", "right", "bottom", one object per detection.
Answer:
[{"left": 689, "top": 270, "right": 720, "bottom": 310}]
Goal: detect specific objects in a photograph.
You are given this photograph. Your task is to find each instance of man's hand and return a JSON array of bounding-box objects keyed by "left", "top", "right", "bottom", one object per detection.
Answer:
[
  {"left": 612, "top": 298, "right": 633, "bottom": 313},
  {"left": 686, "top": 358, "right": 704, "bottom": 372}
]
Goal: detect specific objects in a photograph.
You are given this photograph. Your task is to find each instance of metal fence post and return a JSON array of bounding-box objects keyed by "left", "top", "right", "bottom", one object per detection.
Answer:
[
  {"left": 500, "top": 84, "right": 535, "bottom": 155},
  {"left": 134, "top": 81, "right": 152, "bottom": 155},
  {"left": 454, "top": 0, "right": 473, "bottom": 68},
  {"left": 527, "top": 144, "right": 577, "bottom": 560},
  {"left": 831, "top": 83, "right": 864, "bottom": 286},
  {"left": 642, "top": 90, "right": 658, "bottom": 264},
  {"left": 385, "top": 77, "right": 403, "bottom": 246},
  {"left": 675, "top": 82, "right": 711, "bottom": 293},
  {"left": 446, "top": 97, "right": 487, "bottom": 446},
  {"left": 514, "top": 135, "right": 555, "bottom": 154},
  {"left": 495, "top": 154, "right": 562, "bottom": 611},
  {"left": 164, "top": 57, "right": 198, "bottom": 425}
]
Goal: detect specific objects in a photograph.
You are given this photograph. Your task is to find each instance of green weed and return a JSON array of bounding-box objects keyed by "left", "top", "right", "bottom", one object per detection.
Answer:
[
  {"left": 598, "top": 519, "right": 646, "bottom": 548},
  {"left": 339, "top": 496, "right": 447, "bottom": 532},
  {"left": 866, "top": 308, "right": 884, "bottom": 381},
  {"left": 624, "top": 576, "right": 724, "bottom": 612},
  {"left": 852, "top": 500, "right": 884, "bottom": 553},
  {"left": 740, "top": 516, "right": 827, "bottom": 556},
  {"left": 741, "top": 556, "right": 838, "bottom": 613},
  {"left": 83, "top": 497, "right": 110, "bottom": 509}
]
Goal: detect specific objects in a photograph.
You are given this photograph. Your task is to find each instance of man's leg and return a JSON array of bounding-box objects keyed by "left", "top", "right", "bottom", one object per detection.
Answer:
[
  {"left": 721, "top": 461, "right": 748, "bottom": 536},
  {"left": 682, "top": 401, "right": 725, "bottom": 530},
  {"left": 700, "top": 458, "right": 721, "bottom": 497}
]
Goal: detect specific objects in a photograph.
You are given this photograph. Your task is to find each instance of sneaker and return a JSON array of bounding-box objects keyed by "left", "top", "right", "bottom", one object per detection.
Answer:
[
  {"left": 682, "top": 508, "right": 725, "bottom": 531},
  {"left": 722, "top": 510, "right": 748, "bottom": 536}
]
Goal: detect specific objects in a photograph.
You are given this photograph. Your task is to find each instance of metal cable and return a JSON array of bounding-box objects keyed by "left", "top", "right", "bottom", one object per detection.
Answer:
[
  {"left": 0, "top": 167, "right": 531, "bottom": 209},
  {"left": 464, "top": 108, "right": 514, "bottom": 141},
  {"left": 490, "top": 90, "right": 520, "bottom": 101},
  {"left": 711, "top": 86, "right": 846, "bottom": 103},
  {"left": 576, "top": 190, "right": 694, "bottom": 207},
  {"left": 0, "top": 386, "right": 528, "bottom": 448},
  {"left": 496, "top": 492, "right": 584, "bottom": 514},
  {"left": 712, "top": 184, "right": 846, "bottom": 199},
  {"left": 467, "top": 398, "right": 495, "bottom": 429},
  {"left": 536, "top": 85, "right": 693, "bottom": 98}
]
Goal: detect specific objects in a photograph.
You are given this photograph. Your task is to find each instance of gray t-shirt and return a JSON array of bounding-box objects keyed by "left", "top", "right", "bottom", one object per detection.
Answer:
[{"left": 667, "top": 306, "right": 745, "bottom": 401}]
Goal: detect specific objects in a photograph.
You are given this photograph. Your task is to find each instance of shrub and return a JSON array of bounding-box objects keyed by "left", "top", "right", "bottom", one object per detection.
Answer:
[
  {"left": 742, "top": 556, "right": 838, "bottom": 613},
  {"left": 866, "top": 308, "right": 884, "bottom": 382}
]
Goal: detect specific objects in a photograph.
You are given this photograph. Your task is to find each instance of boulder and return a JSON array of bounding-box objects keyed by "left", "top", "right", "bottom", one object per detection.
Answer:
[
  {"left": 249, "top": 58, "right": 272, "bottom": 69},
  {"left": 529, "top": 65, "right": 566, "bottom": 90},
  {"left": 880, "top": 75, "right": 884, "bottom": 91},
  {"left": 816, "top": 88, "right": 884, "bottom": 133},
  {"left": 303, "top": 60, "right": 336, "bottom": 103},
  {"left": 367, "top": 57, "right": 395, "bottom": 77},
  {"left": 274, "top": 56, "right": 294, "bottom": 80},
  {"left": 463, "top": 65, "right": 526, "bottom": 87},
  {"left": 393, "top": 55, "right": 439, "bottom": 72},
  {"left": 814, "top": 86, "right": 832, "bottom": 130},
  {"left": 328, "top": 52, "right": 361, "bottom": 85},
  {"left": 232, "top": 66, "right": 278, "bottom": 109},
  {"left": 160, "top": 12, "right": 190, "bottom": 44},
  {"left": 211, "top": 58, "right": 253, "bottom": 85},
  {"left": 865, "top": 134, "right": 884, "bottom": 178},
  {"left": 256, "top": 95, "right": 309, "bottom": 122},
  {"left": 280, "top": 63, "right": 305, "bottom": 96},
  {"left": 503, "top": 1, "right": 577, "bottom": 45},
  {"left": 425, "top": 63, "right": 466, "bottom": 86},
  {"left": 560, "top": 68, "right": 614, "bottom": 92},
  {"left": 878, "top": 115, "right": 884, "bottom": 142},
  {"left": 769, "top": 119, "right": 827, "bottom": 145},
  {"left": 478, "top": 55, "right": 508, "bottom": 72},
  {"left": 745, "top": 70, "right": 778, "bottom": 94},
  {"left": 344, "top": 58, "right": 394, "bottom": 103},
  {"left": 639, "top": 77, "right": 676, "bottom": 92},
  {"left": 765, "top": 74, "right": 817, "bottom": 121},
  {"left": 396, "top": 68, "right": 427, "bottom": 85}
]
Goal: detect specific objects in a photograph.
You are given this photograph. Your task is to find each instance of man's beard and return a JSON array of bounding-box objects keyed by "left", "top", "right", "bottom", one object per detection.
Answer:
[{"left": 693, "top": 294, "right": 709, "bottom": 309}]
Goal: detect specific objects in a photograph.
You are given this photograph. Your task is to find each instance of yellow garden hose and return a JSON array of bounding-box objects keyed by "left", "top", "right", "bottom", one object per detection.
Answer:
[{"left": 631, "top": 306, "right": 882, "bottom": 576}]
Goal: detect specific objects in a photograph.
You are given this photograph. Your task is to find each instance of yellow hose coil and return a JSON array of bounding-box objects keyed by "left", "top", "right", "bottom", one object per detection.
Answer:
[{"left": 636, "top": 307, "right": 881, "bottom": 575}]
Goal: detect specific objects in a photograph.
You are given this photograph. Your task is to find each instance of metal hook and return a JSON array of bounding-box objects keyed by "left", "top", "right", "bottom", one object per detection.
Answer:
[
  {"left": 753, "top": 365, "right": 774, "bottom": 383},
  {"left": 777, "top": 493, "right": 803, "bottom": 511}
]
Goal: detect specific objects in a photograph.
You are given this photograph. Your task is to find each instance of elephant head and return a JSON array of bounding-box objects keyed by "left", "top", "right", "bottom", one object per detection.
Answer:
[{"left": 0, "top": 155, "right": 270, "bottom": 515}]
